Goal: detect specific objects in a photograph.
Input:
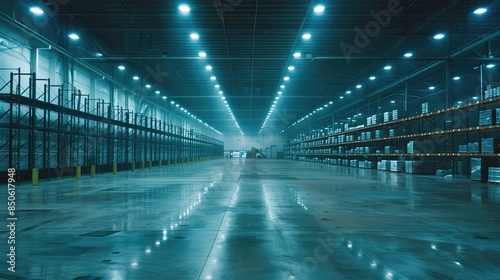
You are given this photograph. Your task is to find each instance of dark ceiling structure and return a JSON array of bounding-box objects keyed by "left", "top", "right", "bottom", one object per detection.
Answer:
[{"left": 12, "top": 0, "right": 500, "bottom": 136}]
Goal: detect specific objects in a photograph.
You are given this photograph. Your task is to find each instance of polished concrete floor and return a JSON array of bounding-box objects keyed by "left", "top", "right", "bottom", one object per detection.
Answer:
[{"left": 1, "top": 158, "right": 499, "bottom": 279}]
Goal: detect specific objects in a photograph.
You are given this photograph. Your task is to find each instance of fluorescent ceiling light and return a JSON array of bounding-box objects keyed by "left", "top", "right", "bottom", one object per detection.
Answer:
[
  {"left": 346, "top": 91, "right": 351, "bottom": 94},
  {"left": 162, "top": 96, "right": 167, "bottom": 99},
  {"left": 340, "top": 96, "right": 344, "bottom": 99},
  {"left": 429, "top": 86, "right": 435, "bottom": 90},
  {"left": 210, "top": 76, "right": 216, "bottom": 80},
  {"left": 433, "top": 33, "right": 445, "bottom": 40},
  {"left": 133, "top": 76, "right": 139, "bottom": 80},
  {"left": 280, "top": 85, "right": 285, "bottom": 88},
  {"left": 171, "top": 101, "right": 175, "bottom": 104},
  {"left": 190, "top": 33, "right": 199, "bottom": 40},
  {"left": 391, "top": 100, "right": 396, "bottom": 104},
  {"left": 30, "top": 6, "right": 44, "bottom": 15},
  {"left": 218, "top": 91, "right": 223, "bottom": 94},
  {"left": 384, "top": 65, "right": 392, "bottom": 70},
  {"left": 404, "top": 52, "right": 413, "bottom": 58},
  {"left": 118, "top": 65, "right": 125, "bottom": 70},
  {"left": 155, "top": 90, "right": 160, "bottom": 94},
  {"left": 486, "top": 64, "right": 496, "bottom": 68},
  {"left": 145, "top": 84, "right": 151, "bottom": 88},
  {"left": 199, "top": 51, "right": 207, "bottom": 57},
  {"left": 302, "top": 33, "right": 312, "bottom": 40},
  {"left": 288, "top": 66, "right": 295, "bottom": 71},
  {"left": 277, "top": 91, "right": 282, "bottom": 95},
  {"left": 215, "top": 84, "right": 220, "bottom": 88},
  {"left": 369, "top": 76, "right": 376, "bottom": 80},
  {"left": 313, "top": 5, "right": 325, "bottom": 14},
  {"left": 179, "top": 4, "right": 190, "bottom": 14},
  {"left": 284, "top": 76, "right": 290, "bottom": 81},
  {"left": 356, "top": 85, "right": 362, "bottom": 88},
  {"left": 293, "top": 52, "right": 301, "bottom": 58},
  {"left": 473, "top": 7, "right": 487, "bottom": 14},
  {"left": 176, "top": 104, "right": 179, "bottom": 107},
  {"left": 68, "top": 33, "right": 80, "bottom": 40},
  {"left": 453, "top": 76, "right": 460, "bottom": 80},
  {"left": 205, "top": 65, "right": 212, "bottom": 70}
]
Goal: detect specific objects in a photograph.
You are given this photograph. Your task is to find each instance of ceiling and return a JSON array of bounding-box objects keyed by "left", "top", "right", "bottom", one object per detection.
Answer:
[{"left": 14, "top": 0, "right": 500, "bottom": 136}]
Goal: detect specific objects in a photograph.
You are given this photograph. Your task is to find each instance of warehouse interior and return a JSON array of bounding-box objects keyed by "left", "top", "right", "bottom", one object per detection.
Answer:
[{"left": 0, "top": 0, "right": 499, "bottom": 279}]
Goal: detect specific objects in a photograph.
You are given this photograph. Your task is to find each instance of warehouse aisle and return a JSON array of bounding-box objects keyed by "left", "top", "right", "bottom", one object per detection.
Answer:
[{"left": 1, "top": 159, "right": 499, "bottom": 279}]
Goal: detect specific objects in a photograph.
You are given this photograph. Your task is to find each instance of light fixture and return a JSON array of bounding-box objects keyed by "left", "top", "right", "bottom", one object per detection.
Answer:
[
  {"left": 356, "top": 85, "right": 362, "bottom": 88},
  {"left": 453, "top": 76, "right": 461, "bottom": 80},
  {"left": 391, "top": 100, "right": 396, "bottom": 104},
  {"left": 404, "top": 52, "right": 413, "bottom": 58},
  {"left": 280, "top": 85, "right": 285, "bottom": 89},
  {"left": 190, "top": 33, "right": 199, "bottom": 40},
  {"left": 329, "top": 101, "right": 333, "bottom": 104},
  {"left": 30, "top": 6, "right": 44, "bottom": 15},
  {"left": 175, "top": 104, "right": 179, "bottom": 107},
  {"left": 171, "top": 101, "right": 175, "bottom": 104},
  {"left": 433, "top": 33, "right": 445, "bottom": 40},
  {"left": 340, "top": 96, "right": 344, "bottom": 99},
  {"left": 384, "top": 65, "right": 392, "bottom": 70},
  {"left": 429, "top": 86, "right": 435, "bottom": 90},
  {"left": 118, "top": 65, "right": 125, "bottom": 70},
  {"left": 68, "top": 33, "right": 80, "bottom": 40},
  {"left": 215, "top": 84, "right": 220, "bottom": 88},
  {"left": 155, "top": 90, "right": 160, "bottom": 94},
  {"left": 146, "top": 84, "right": 151, "bottom": 88},
  {"left": 486, "top": 64, "right": 496, "bottom": 68},
  {"left": 96, "top": 53, "right": 103, "bottom": 57},
  {"left": 205, "top": 65, "right": 212, "bottom": 70},
  {"left": 284, "top": 76, "right": 290, "bottom": 81},
  {"left": 302, "top": 33, "right": 312, "bottom": 40},
  {"left": 369, "top": 76, "right": 376, "bottom": 80},
  {"left": 288, "top": 66, "right": 295, "bottom": 71},
  {"left": 199, "top": 51, "right": 207, "bottom": 58},
  {"left": 277, "top": 91, "right": 282, "bottom": 95},
  {"left": 162, "top": 96, "right": 167, "bottom": 100},
  {"left": 346, "top": 91, "right": 351, "bottom": 94},
  {"left": 179, "top": 4, "right": 190, "bottom": 14},
  {"left": 313, "top": 5, "right": 325, "bottom": 14},
  {"left": 210, "top": 76, "right": 216, "bottom": 80},
  {"left": 293, "top": 52, "right": 301, "bottom": 58},
  {"left": 473, "top": 7, "right": 487, "bottom": 15},
  {"left": 133, "top": 76, "right": 139, "bottom": 80},
  {"left": 218, "top": 91, "right": 223, "bottom": 94}
]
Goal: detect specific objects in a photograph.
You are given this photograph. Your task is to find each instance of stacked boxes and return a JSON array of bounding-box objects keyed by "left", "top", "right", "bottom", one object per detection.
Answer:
[
  {"left": 422, "top": 102, "right": 429, "bottom": 114},
  {"left": 488, "top": 167, "right": 500, "bottom": 183},
  {"left": 458, "top": 145, "right": 468, "bottom": 153},
  {"left": 471, "top": 158, "right": 482, "bottom": 181},
  {"left": 485, "top": 85, "right": 500, "bottom": 99},
  {"left": 405, "top": 161, "right": 435, "bottom": 174},
  {"left": 375, "top": 130, "right": 387, "bottom": 139},
  {"left": 407, "top": 140, "right": 423, "bottom": 154},
  {"left": 389, "top": 129, "right": 397, "bottom": 137},
  {"left": 390, "top": 160, "right": 405, "bottom": 172},
  {"left": 384, "top": 146, "right": 396, "bottom": 154},
  {"left": 468, "top": 142, "right": 480, "bottom": 153},
  {"left": 479, "top": 109, "right": 495, "bottom": 126},
  {"left": 377, "top": 160, "right": 391, "bottom": 171},
  {"left": 481, "top": 138, "right": 500, "bottom": 153},
  {"left": 384, "top": 112, "right": 391, "bottom": 122},
  {"left": 392, "top": 109, "right": 398, "bottom": 120}
]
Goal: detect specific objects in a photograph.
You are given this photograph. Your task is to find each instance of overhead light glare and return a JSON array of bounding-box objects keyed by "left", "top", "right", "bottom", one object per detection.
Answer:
[
  {"left": 179, "top": 4, "right": 190, "bottom": 14},
  {"left": 288, "top": 66, "right": 295, "bottom": 71},
  {"left": 404, "top": 52, "right": 413, "bottom": 58},
  {"left": 486, "top": 64, "right": 495, "bottom": 68},
  {"left": 118, "top": 65, "right": 125, "bottom": 70},
  {"left": 433, "top": 33, "right": 445, "bottom": 40},
  {"left": 302, "top": 33, "right": 312, "bottom": 40},
  {"left": 190, "top": 33, "right": 199, "bottom": 40},
  {"left": 356, "top": 85, "right": 362, "bottom": 89},
  {"left": 133, "top": 76, "right": 139, "bottom": 80},
  {"left": 313, "top": 5, "right": 325, "bottom": 14},
  {"left": 205, "top": 65, "right": 212, "bottom": 70},
  {"left": 453, "top": 76, "right": 461, "bottom": 80},
  {"left": 162, "top": 96, "right": 167, "bottom": 99},
  {"left": 30, "top": 6, "right": 44, "bottom": 15},
  {"left": 284, "top": 76, "right": 290, "bottom": 81},
  {"left": 473, "top": 7, "right": 487, "bottom": 15},
  {"left": 293, "top": 52, "right": 301, "bottom": 58},
  {"left": 68, "top": 33, "right": 80, "bottom": 40},
  {"left": 199, "top": 51, "right": 207, "bottom": 58},
  {"left": 384, "top": 65, "right": 392, "bottom": 70},
  {"left": 369, "top": 76, "right": 376, "bottom": 80},
  {"left": 145, "top": 84, "right": 152, "bottom": 89},
  {"left": 429, "top": 86, "right": 435, "bottom": 90}
]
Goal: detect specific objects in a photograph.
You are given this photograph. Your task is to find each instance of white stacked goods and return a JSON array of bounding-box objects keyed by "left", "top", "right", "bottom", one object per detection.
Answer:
[
  {"left": 392, "top": 109, "right": 398, "bottom": 120},
  {"left": 390, "top": 160, "right": 405, "bottom": 172}
]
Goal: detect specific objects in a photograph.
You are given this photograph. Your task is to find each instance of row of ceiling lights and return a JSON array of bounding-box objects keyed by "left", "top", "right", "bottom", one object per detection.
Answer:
[
  {"left": 279, "top": 5, "right": 492, "bottom": 134},
  {"left": 179, "top": 4, "right": 244, "bottom": 135},
  {"left": 259, "top": 4, "right": 326, "bottom": 134},
  {"left": 29, "top": 3, "right": 222, "bottom": 135}
]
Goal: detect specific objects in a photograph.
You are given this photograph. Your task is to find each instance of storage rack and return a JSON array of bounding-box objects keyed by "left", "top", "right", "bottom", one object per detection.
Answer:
[
  {"left": 284, "top": 95, "right": 500, "bottom": 179},
  {"left": 0, "top": 69, "right": 224, "bottom": 182}
]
